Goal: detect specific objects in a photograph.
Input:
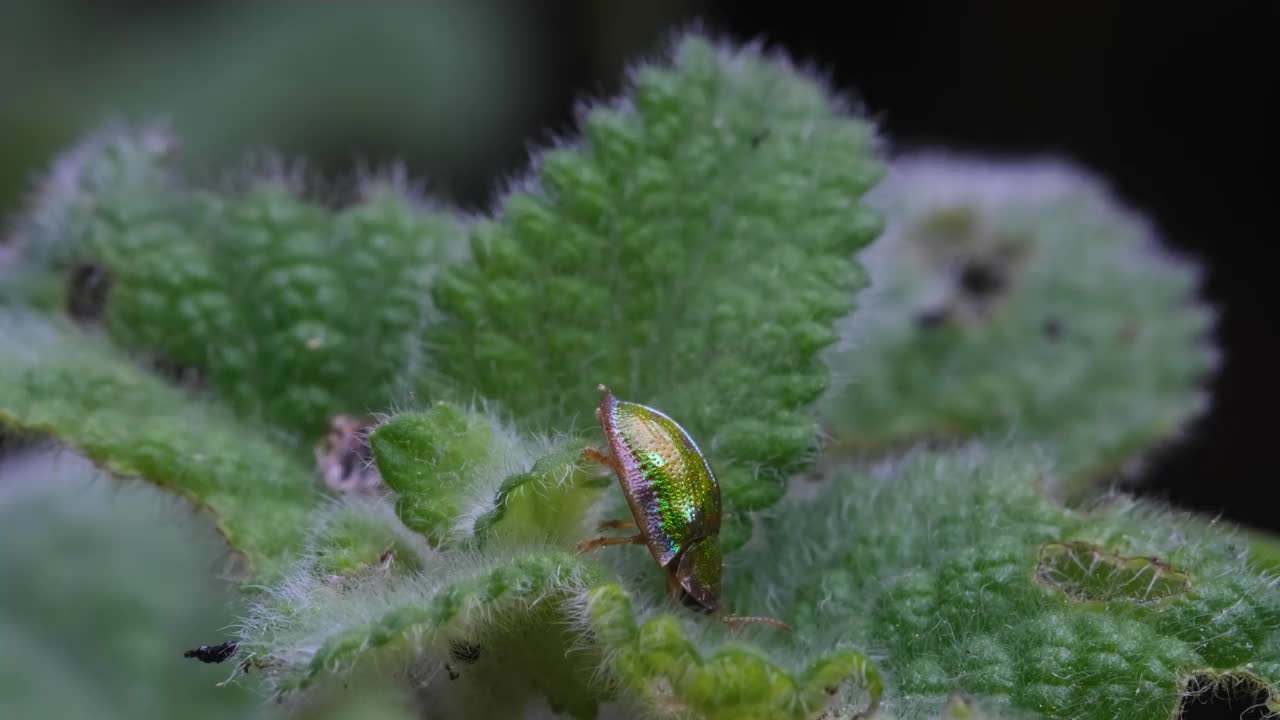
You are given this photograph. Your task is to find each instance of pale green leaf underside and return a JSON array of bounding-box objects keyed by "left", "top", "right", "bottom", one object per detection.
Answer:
[
  {"left": 0, "top": 457, "right": 278, "bottom": 720},
  {"left": 0, "top": 314, "right": 314, "bottom": 581}
]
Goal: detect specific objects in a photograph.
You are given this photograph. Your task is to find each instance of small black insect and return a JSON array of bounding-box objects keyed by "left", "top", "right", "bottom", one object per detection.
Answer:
[
  {"left": 184, "top": 640, "right": 238, "bottom": 664},
  {"left": 1043, "top": 317, "right": 1063, "bottom": 340}
]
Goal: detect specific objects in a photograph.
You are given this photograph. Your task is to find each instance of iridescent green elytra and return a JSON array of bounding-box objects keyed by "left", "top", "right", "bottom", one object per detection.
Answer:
[{"left": 578, "top": 385, "right": 789, "bottom": 630}]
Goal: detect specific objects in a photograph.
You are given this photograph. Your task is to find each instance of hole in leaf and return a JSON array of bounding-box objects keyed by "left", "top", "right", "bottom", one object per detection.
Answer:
[
  {"left": 1035, "top": 540, "right": 1190, "bottom": 603},
  {"left": 1179, "top": 672, "right": 1278, "bottom": 720}
]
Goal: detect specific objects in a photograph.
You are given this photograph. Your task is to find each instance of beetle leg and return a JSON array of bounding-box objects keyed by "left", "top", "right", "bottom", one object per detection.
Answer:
[
  {"left": 581, "top": 447, "right": 610, "bottom": 465},
  {"left": 597, "top": 518, "right": 638, "bottom": 530},
  {"left": 721, "top": 614, "right": 793, "bottom": 633},
  {"left": 576, "top": 533, "right": 645, "bottom": 554}
]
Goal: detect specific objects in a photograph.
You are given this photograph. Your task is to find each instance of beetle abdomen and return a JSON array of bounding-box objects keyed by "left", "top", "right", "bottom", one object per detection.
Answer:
[{"left": 597, "top": 387, "right": 721, "bottom": 567}]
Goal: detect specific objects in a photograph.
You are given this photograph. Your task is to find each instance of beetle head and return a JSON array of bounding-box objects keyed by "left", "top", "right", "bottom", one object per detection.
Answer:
[{"left": 674, "top": 536, "right": 722, "bottom": 613}]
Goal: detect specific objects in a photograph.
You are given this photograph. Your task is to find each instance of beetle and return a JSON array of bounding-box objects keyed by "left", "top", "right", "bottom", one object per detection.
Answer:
[{"left": 577, "top": 384, "right": 789, "bottom": 631}]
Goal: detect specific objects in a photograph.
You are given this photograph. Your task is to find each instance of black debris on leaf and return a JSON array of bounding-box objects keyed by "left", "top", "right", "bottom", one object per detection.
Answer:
[{"left": 183, "top": 641, "right": 238, "bottom": 664}]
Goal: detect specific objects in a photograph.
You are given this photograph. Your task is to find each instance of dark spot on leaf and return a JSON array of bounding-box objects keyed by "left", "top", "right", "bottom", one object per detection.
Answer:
[
  {"left": 750, "top": 129, "right": 770, "bottom": 148},
  {"left": 148, "top": 354, "right": 205, "bottom": 389},
  {"left": 1043, "top": 317, "right": 1063, "bottom": 340},
  {"left": 183, "top": 640, "right": 238, "bottom": 663},
  {"left": 449, "top": 640, "right": 482, "bottom": 664},
  {"left": 915, "top": 306, "right": 951, "bottom": 331},
  {"left": 66, "top": 261, "right": 112, "bottom": 322},
  {"left": 957, "top": 261, "right": 1003, "bottom": 299},
  {"left": 1179, "top": 672, "right": 1277, "bottom": 720}
]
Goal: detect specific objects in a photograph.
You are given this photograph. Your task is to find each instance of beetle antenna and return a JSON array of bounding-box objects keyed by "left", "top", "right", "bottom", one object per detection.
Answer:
[{"left": 722, "top": 614, "right": 793, "bottom": 632}]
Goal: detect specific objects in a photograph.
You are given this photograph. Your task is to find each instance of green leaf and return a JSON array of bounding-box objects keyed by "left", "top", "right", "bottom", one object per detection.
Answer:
[
  {"left": 729, "top": 445, "right": 1280, "bottom": 719},
  {"left": 1246, "top": 527, "right": 1280, "bottom": 575},
  {"left": 4, "top": 120, "right": 179, "bottom": 268},
  {"left": 241, "top": 548, "right": 882, "bottom": 720},
  {"left": 818, "top": 153, "right": 1217, "bottom": 500},
  {"left": 472, "top": 442, "right": 613, "bottom": 548},
  {"left": 371, "top": 403, "right": 521, "bottom": 547},
  {"left": 1034, "top": 540, "right": 1191, "bottom": 604},
  {"left": 585, "top": 583, "right": 882, "bottom": 720},
  {"left": 428, "top": 35, "right": 885, "bottom": 542},
  {"left": 3, "top": 123, "right": 469, "bottom": 440},
  {"left": 252, "top": 401, "right": 887, "bottom": 719},
  {"left": 371, "top": 403, "right": 611, "bottom": 550},
  {"left": 303, "top": 497, "right": 432, "bottom": 580},
  {"left": 247, "top": 551, "right": 606, "bottom": 718},
  {"left": 0, "top": 313, "right": 313, "bottom": 580}
]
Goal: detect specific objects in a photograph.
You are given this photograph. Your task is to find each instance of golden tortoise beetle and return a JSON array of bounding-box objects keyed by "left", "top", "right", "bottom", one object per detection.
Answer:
[{"left": 577, "top": 384, "right": 790, "bottom": 631}]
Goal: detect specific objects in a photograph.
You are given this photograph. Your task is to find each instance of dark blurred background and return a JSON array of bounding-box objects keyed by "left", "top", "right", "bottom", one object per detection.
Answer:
[{"left": 1, "top": 1, "right": 1272, "bottom": 532}]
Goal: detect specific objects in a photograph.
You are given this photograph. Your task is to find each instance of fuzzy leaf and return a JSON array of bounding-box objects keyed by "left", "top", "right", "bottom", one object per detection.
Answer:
[
  {"left": 472, "top": 442, "right": 613, "bottom": 548},
  {"left": 585, "top": 583, "right": 882, "bottom": 720},
  {"left": 3, "top": 124, "right": 469, "bottom": 440},
  {"left": 729, "top": 445, "right": 1280, "bottom": 719},
  {"left": 250, "top": 403, "right": 887, "bottom": 719},
  {"left": 4, "top": 120, "right": 178, "bottom": 267},
  {"left": 428, "top": 35, "right": 885, "bottom": 542},
  {"left": 372, "top": 403, "right": 611, "bottom": 550},
  {"left": 0, "top": 121, "right": 177, "bottom": 313},
  {"left": 1247, "top": 528, "right": 1280, "bottom": 575},
  {"left": 370, "top": 405, "right": 506, "bottom": 546},
  {"left": 1034, "top": 540, "right": 1191, "bottom": 604},
  {"left": 304, "top": 497, "right": 432, "bottom": 580},
  {"left": 0, "top": 314, "right": 313, "bottom": 580},
  {"left": 818, "top": 153, "right": 1217, "bottom": 500},
  {"left": 247, "top": 551, "right": 606, "bottom": 718},
  {"left": 241, "top": 548, "right": 882, "bottom": 720}
]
